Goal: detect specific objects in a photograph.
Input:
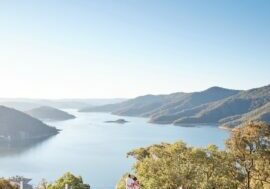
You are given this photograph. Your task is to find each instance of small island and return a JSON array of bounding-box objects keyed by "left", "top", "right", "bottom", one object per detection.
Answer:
[{"left": 105, "top": 119, "right": 129, "bottom": 124}]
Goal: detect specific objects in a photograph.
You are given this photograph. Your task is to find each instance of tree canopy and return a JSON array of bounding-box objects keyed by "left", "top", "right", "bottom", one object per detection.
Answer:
[
  {"left": 226, "top": 121, "right": 270, "bottom": 188},
  {"left": 117, "top": 121, "right": 270, "bottom": 189},
  {"left": 46, "top": 172, "right": 90, "bottom": 189}
]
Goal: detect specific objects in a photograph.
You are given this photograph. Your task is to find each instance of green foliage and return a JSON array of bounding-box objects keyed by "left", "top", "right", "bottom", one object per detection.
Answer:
[
  {"left": 37, "top": 179, "right": 49, "bottom": 189},
  {"left": 226, "top": 121, "right": 270, "bottom": 189},
  {"left": 47, "top": 172, "right": 90, "bottom": 189},
  {"left": 119, "top": 122, "right": 270, "bottom": 189},
  {"left": 116, "top": 173, "right": 128, "bottom": 189}
]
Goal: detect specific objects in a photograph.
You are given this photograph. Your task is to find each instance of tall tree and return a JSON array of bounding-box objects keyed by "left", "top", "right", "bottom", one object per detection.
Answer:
[
  {"left": 124, "top": 142, "right": 240, "bottom": 189},
  {"left": 226, "top": 121, "right": 270, "bottom": 189}
]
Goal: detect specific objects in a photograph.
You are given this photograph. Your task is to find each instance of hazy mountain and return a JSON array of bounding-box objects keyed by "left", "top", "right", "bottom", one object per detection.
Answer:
[
  {"left": 79, "top": 92, "right": 188, "bottom": 116},
  {"left": 0, "top": 98, "right": 126, "bottom": 110},
  {"left": 79, "top": 102, "right": 121, "bottom": 113},
  {"left": 149, "top": 87, "right": 240, "bottom": 123},
  {"left": 80, "top": 86, "right": 242, "bottom": 124},
  {"left": 26, "top": 106, "right": 76, "bottom": 121},
  {"left": 0, "top": 101, "right": 41, "bottom": 111},
  {"left": 0, "top": 106, "right": 59, "bottom": 141},
  {"left": 173, "top": 85, "right": 270, "bottom": 126},
  {"left": 80, "top": 84, "right": 270, "bottom": 127},
  {"left": 80, "top": 87, "right": 239, "bottom": 117}
]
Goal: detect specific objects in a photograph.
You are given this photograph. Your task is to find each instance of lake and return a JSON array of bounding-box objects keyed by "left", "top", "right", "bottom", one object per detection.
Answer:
[{"left": 0, "top": 109, "right": 229, "bottom": 189}]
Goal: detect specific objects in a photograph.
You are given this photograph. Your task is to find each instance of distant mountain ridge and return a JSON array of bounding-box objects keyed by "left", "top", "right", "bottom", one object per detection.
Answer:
[
  {"left": 173, "top": 85, "right": 270, "bottom": 126},
  {"left": 0, "top": 98, "right": 126, "bottom": 111},
  {"left": 79, "top": 84, "right": 270, "bottom": 128},
  {"left": 26, "top": 106, "right": 76, "bottom": 121},
  {"left": 0, "top": 106, "right": 59, "bottom": 141},
  {"left": 79, "top": 92, "right": 188, "bottom": 116}
]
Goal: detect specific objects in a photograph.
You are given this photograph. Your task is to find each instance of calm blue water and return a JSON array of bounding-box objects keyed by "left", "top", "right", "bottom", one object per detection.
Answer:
[{"left": 0, "top": 110, "right": 229, "bottom": 189}]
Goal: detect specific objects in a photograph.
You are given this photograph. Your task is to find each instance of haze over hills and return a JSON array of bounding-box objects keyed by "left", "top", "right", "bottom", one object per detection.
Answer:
[
  {"left": 0, "top": 98, "right": 126, "bottom": 111},
  {"left": 173, "top": 85, "right": 270, "bottom": 126},
  {"left": 79, "top": 86, "right": 240, "bottom": 117},
  {"left": 26, "top": 106, "right": 76, "bottom": 121},
  {"left": 0, "top": 101, "right": 41, "bottom": 111},
  {"left": 0, "top": 106, "right": 59, "bottom": 141},
  {"left": 80, "top": 92, "right": 188, "bottom": 116},
  {"left": 80, "top": 84, "right": 270, "bottom": 128}
]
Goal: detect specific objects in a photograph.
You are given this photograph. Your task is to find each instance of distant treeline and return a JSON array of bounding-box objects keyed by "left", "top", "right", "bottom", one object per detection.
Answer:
[{"left": 81, "top": 84, "right": 270, "bottom": 128}]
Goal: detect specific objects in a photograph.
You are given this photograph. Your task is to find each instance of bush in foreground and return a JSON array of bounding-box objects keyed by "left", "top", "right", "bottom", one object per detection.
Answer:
[
  {"left": 0, "top": 179, "right": 19, "bottom": 189},
  {"left": 38, "top": 172, "right": 90, "bottom": 189}
]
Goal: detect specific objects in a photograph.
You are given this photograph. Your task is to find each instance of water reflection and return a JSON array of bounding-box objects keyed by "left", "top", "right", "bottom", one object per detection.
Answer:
[
  {"left": 0, "top": 136, "right": 55, "bottom": 157},
  {"left": 0, "top": 111, "right": 229, "bottom": 187}
]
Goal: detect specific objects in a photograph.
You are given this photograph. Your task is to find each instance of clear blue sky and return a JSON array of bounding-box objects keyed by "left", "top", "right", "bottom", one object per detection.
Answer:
[{"left": 0, "top": 0, "right": 269, "bottom": 98}]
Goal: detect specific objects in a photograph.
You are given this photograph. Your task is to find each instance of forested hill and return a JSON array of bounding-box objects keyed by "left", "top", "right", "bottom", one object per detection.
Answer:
[
  {"left": 80, "top": 84, "right": 270, "bottom": 127},
  {"left": 26, "top": 106, "right": 76, "bottom": 121},
  {"left": 0, "top": 106, "right": 59, "bottom": 141},
  {"left": 80, "top": 87, "right": 239, "bottom": 116},
  {"left": 172, "top": 84, "right": 270, "bottom": 126}
]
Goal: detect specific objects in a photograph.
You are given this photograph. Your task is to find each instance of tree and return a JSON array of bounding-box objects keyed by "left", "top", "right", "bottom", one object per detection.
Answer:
[
  {"left": 37, "top": 179, "right": 49, "bottom": 189},
  {"left": 226, "top": 121, "right": 270, "bottom": 189},
  {"left": 47, "top": 172, "right": 90, "bottom": 189},
  {"left": 123, "top": 142, "right": 240, "bottom": 189},
  {"left": 0, "top": 179, "right": 18, "bottom": 189},
  {"left": 117, "top": 121, "right": 270, "bottom": 189},
  {"left": 116, "top": 173, "right": 129, "bottom": 189}
]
